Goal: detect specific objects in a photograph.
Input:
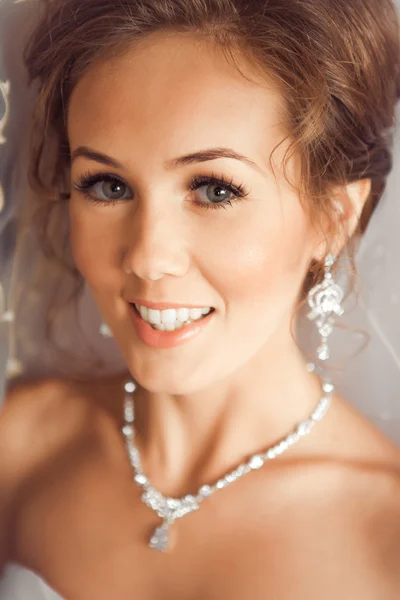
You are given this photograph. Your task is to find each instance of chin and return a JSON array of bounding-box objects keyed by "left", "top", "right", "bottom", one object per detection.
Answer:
[{"left": 122, "top": 351, "right": 216, "bottom": 396}]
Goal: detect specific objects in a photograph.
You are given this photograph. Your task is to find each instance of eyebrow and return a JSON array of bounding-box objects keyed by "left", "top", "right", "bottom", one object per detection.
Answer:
[{"left": 71, "top": 146, "right": 265, "bottom": 174}]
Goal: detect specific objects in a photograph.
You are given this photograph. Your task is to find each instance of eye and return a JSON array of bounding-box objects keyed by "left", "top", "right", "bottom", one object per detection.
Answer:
[
  {"left": 189, "top": 174, "right": 249, "bottom": 210},
  {"left": 73, "top": 171, "right": 250, "bottom": 209},
  {"left": 73, "top": 173, "right": 133, "bottom": 203}
]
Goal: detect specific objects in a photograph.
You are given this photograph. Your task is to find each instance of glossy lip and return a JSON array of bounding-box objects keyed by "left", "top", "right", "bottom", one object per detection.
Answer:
[
  {"left": 127, "top": 298, "right": 215, "bottom": 311},
  {"left": 129, "top": 303, "right": 215, "bottom": 349}
]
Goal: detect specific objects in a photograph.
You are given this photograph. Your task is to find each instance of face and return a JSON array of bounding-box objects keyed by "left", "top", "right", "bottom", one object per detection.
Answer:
[{"left": 68, "top": 33, "right": 319, "bottom": 394}]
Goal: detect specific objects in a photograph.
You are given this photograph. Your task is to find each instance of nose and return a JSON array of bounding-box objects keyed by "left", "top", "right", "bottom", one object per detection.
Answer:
[{"left": 122, "top": 205, "right": 190, "bottom": 281}]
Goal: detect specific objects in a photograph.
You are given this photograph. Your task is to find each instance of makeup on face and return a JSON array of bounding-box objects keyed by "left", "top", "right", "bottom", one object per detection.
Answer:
[
  {"left": 68, "top": 33, "right": 316, "bottom": 391},
  {"left": 129, "top": 302, "right": 216, "bottom": 349}
]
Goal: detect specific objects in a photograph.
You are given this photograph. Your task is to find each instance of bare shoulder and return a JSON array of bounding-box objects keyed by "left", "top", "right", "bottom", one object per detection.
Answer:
[
  {"left": 0, "top": 378, "right": 109, "bottom": 482},
  {"left": 323, "top": 446, "right": 400, "bottom": 597},
  {"left": 0, "top": 378, "right": 96, "bottom": 566},
  {"left": 331, "top": 398, "right": 400, "bottom": 590},
  {"left": 0, "top": 376, "right": 134, "bottom": 569},
  {"left": 271, "top": 400, "right": 400, "bottom": 597},
  {"left": 351, "top": 461, "right": 400, "bottom": 596}
]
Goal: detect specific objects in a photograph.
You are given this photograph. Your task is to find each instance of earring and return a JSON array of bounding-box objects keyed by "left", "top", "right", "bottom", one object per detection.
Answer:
[
  {"left": 99, "top": 322, "right": 113, "bottom": 338},
  {"left": 307, "top": 254, "right": 344, "bottom": 361}
]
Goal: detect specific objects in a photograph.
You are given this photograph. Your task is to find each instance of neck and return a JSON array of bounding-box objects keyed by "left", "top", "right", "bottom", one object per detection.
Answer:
[{"left": 133, "top": 333, "right": 322, "bottom": 497}]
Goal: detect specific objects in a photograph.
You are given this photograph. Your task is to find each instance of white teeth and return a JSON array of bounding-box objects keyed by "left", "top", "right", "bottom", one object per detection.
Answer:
[
  {"left": 139, "top": 306, "right": 148, "bottom": 321},
  {"left": 134, "top": 303, "right": 213, "bottom": 331},
  {"left": 189, "top": 308, "right": 203, "bottom": 320},
  {"left": 177, "top": 307, "right": 189, "bottom": 322},
  {"left": 161, "top": 309, "right": 178, "bottom": 325},
  {"left": 147, "top": 308, "right": 161, "bottom": 325}
]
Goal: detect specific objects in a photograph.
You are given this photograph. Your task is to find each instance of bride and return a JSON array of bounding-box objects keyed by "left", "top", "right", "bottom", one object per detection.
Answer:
[{"left": 0, "top": 0, "right": 400, "bottom": 598}]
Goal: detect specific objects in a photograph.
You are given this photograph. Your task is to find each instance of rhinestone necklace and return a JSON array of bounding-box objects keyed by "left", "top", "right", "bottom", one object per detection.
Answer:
[{"left": 121, "top": 375, "right": 334, "bottom": 553}]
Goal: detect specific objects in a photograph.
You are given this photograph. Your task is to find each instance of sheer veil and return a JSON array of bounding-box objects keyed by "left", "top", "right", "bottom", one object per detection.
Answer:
[{"left": 0, "top": 0, "right": 399, "bottom": 444}]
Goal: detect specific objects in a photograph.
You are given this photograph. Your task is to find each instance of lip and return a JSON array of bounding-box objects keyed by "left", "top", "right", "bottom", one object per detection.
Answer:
[
  {"left": 126, "top": 298, "right": 214, "bottom": 311},
  {"left": 129, "top": 303, "right": 215, "bottom": 349}
]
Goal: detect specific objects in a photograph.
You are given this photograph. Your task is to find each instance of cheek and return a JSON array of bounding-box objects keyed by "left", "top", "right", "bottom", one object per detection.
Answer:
[
  {"left": 68, "top": 198, "right": 122, "bottom": 291},
  {"left": 199, "top": 201, "right": 313, "bottom": 312}
]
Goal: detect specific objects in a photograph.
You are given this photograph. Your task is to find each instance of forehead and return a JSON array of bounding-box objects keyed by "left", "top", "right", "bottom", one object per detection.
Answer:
[{"left": 68, "top": 33, "right": 287, "bottom": 169}]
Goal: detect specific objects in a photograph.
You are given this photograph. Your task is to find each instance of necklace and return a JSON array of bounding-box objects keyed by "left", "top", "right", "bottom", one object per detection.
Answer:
[{"left": 121, "top": 373, "right": 334, "bottom": 553}]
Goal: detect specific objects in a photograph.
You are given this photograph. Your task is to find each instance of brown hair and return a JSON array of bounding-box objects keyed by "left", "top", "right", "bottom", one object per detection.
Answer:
[{"left": 20, "top": 0, "right": 400, "bottom": 357}]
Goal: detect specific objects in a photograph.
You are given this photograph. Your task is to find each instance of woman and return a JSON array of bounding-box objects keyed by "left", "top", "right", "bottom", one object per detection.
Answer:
[{"left": 0, "top": 0, "right": 400, "bottom": 597}]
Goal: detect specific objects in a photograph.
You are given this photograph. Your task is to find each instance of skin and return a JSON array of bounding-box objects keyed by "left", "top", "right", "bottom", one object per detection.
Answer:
[
  {"left": 2, "top": 32, "right": 400, "bottom": 599},
  {"left": 67, "top": 32, "right": 363, "bottom": 487}
]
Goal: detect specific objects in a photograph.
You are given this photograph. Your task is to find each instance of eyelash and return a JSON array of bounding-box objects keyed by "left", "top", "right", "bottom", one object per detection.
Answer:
[{"left": 72, "top": 171, "right": 250, "bottom": 210}]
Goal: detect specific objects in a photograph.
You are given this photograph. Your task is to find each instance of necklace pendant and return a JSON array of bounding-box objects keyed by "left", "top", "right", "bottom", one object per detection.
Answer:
[{"left": 149, "top": 519, "right": 174, "bottom": 553}]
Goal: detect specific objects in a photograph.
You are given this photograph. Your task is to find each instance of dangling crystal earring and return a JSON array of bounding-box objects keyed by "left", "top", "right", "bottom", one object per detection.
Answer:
[
  {"left": 99, "top": 322, "right": 113, "bottom": 338},
  {"left": 307, "top": 253, "right": 344, "bottom": 362}
]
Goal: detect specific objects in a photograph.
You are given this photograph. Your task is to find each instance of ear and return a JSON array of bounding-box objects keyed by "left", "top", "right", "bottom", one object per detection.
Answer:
[
  {"left": 337, "top": 178, "right": 372, "bottom": 239},
  {"left": 312, "top": 178, "right": 371, "bottom": 261}
]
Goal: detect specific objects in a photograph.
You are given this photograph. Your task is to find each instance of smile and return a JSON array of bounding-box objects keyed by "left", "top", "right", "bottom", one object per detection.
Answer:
[
  {"left": 134, "top": 304, "right": 213, "bottom": 332},
  {"left": 129, "top": 303, "right": 216, "bottom": 349}
]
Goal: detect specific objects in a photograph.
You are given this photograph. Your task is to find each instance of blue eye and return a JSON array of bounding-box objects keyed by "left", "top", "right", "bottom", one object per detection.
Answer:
[
  {"left": 73, "top": 173, "right": 133, "bottom": 203},
  {"left": 189, "top": 174, "right": 249, "bottom": 210},
  {"left": 73, "top": 171, "right": 249, "bottom": 210}
]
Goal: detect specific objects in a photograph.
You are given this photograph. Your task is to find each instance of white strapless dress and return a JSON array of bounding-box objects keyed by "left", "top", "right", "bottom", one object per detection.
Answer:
[{"left": 0, "top": 564, "right": 62, "bottom": 600}]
